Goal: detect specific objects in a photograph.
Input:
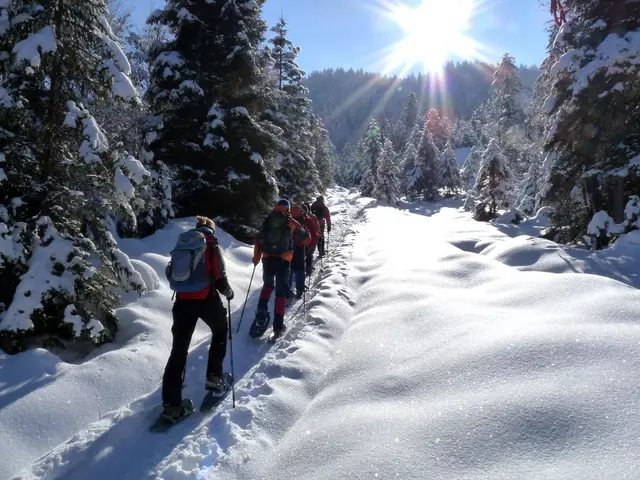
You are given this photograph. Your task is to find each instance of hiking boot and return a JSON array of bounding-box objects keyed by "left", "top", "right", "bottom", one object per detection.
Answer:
[
  {"left": 250, "top": 309, "right": 270, "bottom": 337},
  {"left": 205, "top": 375, "right": 222, "bottom": 391},
  {"left": 272, "top": 324, "right": 287, "bottom": 339},
  {"left": 161, "top": 400, "right": 193, "bottom": 422},
  {"left": 205, "top": 375, "right": 227, "bottom": 396}
]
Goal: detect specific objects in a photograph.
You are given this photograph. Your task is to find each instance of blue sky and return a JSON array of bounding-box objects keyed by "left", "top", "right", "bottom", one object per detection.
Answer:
[{"left": 124, "top": 0, "right": 549, "bottom": 74}]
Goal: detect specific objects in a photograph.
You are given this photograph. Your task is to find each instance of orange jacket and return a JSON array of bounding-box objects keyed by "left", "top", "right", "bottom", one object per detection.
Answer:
[{"left": 253, "top": 205, "right": 309, "bottom": 263}]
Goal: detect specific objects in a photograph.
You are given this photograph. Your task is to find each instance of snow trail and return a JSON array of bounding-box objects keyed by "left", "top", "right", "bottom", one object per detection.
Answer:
[
  {"left": 11, "top": 195, "right": 640, "bottom": 480},
  {"left": 13, "top": 189, "right": 368, "bottom": 480}
]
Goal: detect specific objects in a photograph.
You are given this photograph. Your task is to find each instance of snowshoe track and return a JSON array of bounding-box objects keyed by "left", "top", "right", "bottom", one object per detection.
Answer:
[{"left": 16, "top": 190, "right": 370, "bottom": 480}]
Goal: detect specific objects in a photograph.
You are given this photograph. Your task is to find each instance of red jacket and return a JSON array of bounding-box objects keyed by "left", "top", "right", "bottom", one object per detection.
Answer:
[
  {"left": 301, "top": 215, "right": 320, "bottom": 249},
  {"left": 177, "top": 233, "right": 231, "bottom": 300}
]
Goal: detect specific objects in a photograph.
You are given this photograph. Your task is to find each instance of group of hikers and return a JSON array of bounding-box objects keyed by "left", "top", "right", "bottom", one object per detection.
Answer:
[{"left": 160, "top": 196, "right": 332, "bottom": 421}]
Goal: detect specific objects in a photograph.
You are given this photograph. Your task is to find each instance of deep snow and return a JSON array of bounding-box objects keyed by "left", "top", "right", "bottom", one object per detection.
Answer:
[{"left": 4, "top": 191, "right": 640, "bottom": 480}]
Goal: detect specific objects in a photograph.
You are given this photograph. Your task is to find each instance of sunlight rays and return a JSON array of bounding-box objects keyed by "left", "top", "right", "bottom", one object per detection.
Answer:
[
  {"left": 327, "top": 0, "right": 495, "bottom": 146},
  {"left": 375, "top": 0, "right": 492, "bottom": 76}
]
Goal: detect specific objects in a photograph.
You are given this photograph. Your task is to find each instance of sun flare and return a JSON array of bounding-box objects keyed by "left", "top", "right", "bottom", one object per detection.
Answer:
[{"left": 379, "top": 0, "right": 488, "bottom": 75}]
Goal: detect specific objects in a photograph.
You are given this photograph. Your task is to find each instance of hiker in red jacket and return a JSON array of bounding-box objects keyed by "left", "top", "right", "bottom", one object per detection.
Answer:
[
  {"left": 250, "top": 199, "right": 309, "bottom": 338},
  {"left": 162, "top": 216, "right": 234, "bottom": 422},
  {"left": 289, "top": 204, "right": 317, "bottom": 297},
  {"left": 311, "top": 195, "right": 331, "bottom": 257},
  {"left": 301, "top": 202, "right": 321, "bottom": 275}
]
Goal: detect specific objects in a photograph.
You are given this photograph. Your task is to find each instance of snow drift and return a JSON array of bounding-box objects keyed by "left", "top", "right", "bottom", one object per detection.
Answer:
[
  {"left": 5, "top": 193, "right": 640, "bottom": 480},
  {"left": 218, "top": 205, "right": 640, "bottom": 479}
]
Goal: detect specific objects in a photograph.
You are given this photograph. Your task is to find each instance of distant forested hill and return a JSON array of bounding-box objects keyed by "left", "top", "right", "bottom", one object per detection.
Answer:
[{"left": 305, "top": 61, "right": 539, "bottom": 151}]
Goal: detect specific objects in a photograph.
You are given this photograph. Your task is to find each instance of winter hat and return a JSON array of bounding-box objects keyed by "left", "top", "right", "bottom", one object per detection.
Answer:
[{"left": 276, "top": 199, "right": 290, "bottom": 210}]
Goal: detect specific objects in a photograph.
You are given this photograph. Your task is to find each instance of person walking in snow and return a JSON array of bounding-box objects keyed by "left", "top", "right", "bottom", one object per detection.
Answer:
[
  {"left": 289, "top": 204, "right": 317, "bottom": 298},
  {"left": 162, "top": 216, "right": 234, "bottom": 421},
  {"left": 302, "top": 202, "right": 321, "bottom": 276},
  {"left": 251, "top": 199, "right": 310, "bottom": 339},
  {"left": 311, "top": 195, "right": 331, "bottom": 257}
]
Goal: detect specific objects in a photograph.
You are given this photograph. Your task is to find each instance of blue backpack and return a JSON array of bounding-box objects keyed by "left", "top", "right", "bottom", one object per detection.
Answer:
[{"left": 166, "top": 227, "right": 214, "bottom": 293}]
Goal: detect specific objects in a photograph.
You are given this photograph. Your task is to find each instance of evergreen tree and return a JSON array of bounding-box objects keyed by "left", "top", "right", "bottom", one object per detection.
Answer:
[
  {"left": 472, "top": 140, "right": 514, "bottom": 220},
  {"left": 452, "top": 118, "right": 478, "bottom": 148},
  {"left": 517, "top": 160, "right": 541, "bottom": 215},
  {"left": 401, "top": 142, "right": 419, "bottom": 199},
  {"left": 147, "top": 0, "right": 278, "bottom": 235},
  {"left": 425, "top": 108, "right": 450, "bottom": 150},
  {"left": 311, "top": 115, "right": 336, "bottom": 191},
  {"left": 460, "top": 144, "right": 484, "bottom": 190},
  {"left": 374, "top": 139, "right": 401, "bottom": 205},
  {"left": 360, "top": 119, "right": 383, "bottom": 197},
  {"left": 266, "top": 16, "right": 319, "bottom": 201},
  {"left": 492, "top": 53, "right": 525, "bottom": 142},
  {"left": 401, "top": 93, "right": 419, "bottom": 135},
  {"left": 201, "top": 0, "right": 279, "bottom": 230},
  {"left": 439, "top": 142, "right": 462, "bottom": 196},
  {"left": 410, "top": 127, "right": 441, "bottom": 201},
  {"left": 541, "top": 0, "right": 640, "bottom": 240},
  {"left": 0, "top": 0, "right": 143, "bottom": 353}
]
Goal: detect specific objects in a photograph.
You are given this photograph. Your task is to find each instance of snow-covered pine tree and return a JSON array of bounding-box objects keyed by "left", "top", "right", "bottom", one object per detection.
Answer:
[
  {"left": 460, "top": 144, "right": 484, "bottom": 190},
  {"left": 374, "top": 139, "right": 401, "bottom": 205},
  {"left": 311, "top": 114, "right": 336, "bottom": 191},
  {"left": 517, "top": 159, "right": 541, "bottom": 215},
  {"left": 540, "top": 0, "right": 640, "bottom": 241},
  {"left": 144, "top": 0, "right": 219, "bottom": 223},
  {"left": 266, "top": 16, "right": 319, "bottom": 202},
  {"left": 360, "top": 119, "right": 383, "bottom": 197},
  {"left": 439, "top": 142, "right": 462, "bottom": 196},
  {"left": 452, "top": 118, "right": 478, "bottom": 148},
  {"left": 401, "top": 141, "right": 419, "bottom": 199},
  {"left": 410, "top": 127, "right": 441, "bottom": 201},
  {"left": 492, "top": 53, "right": 525, "bottom": 142},
  {"left": 425, "top": 108, "right": 450, "bottom": 150},
  {"left": 472, "top": 140, "right": 515, "bottom": 221},
  {"left": 0, "top": 0, "right": 144, "bottom": 353},
  {"left": 201, "top": 0, "right": 279, "bottom": 233},
  {"left": 401, "top": 93, "right": 419, "bottom": 138},
  {"left": 335, "top": 142, "right": 358, "bottom": 187}
]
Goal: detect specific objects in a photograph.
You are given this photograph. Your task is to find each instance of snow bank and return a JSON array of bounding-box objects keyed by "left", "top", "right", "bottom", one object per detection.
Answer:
[
  {"left": 0, "top": 218, "right": 254, "bottom": 479},
  {"left": 239, "top": 206, "right": 640, "bottom": 479}
]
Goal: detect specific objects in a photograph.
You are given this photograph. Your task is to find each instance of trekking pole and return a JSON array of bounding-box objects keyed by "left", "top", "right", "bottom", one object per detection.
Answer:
[
  {"left": 235, "top": 264, "right": 256, "bottom": 334},
  {"left": 227, "top": 299, "right": 236, "bottom": 408},
  {"left": 303, "top": 246, "right": 307, "bottom": 315}
]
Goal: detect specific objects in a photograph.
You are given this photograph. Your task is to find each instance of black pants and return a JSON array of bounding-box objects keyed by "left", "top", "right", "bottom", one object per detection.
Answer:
[
  {"left": 317, "top": 220, "right": 326, "bottom": 256},
  {"left": 162, "top": 293, "right": 227, "bottom": 406}
]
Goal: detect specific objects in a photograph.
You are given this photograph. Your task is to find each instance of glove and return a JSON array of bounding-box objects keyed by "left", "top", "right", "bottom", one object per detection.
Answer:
[
  {"left": 327, "top": 225, "right": 331, "bottom": 233},
  {"left": 223, "top": 287, "right": 234, "bottom": 301},
  {"left": 253, "top": 253, "right": 261, "bottom": 265}
]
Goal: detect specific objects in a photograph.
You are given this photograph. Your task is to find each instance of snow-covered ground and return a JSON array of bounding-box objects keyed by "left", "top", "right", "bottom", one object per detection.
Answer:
[{"left": 4, "top": 191, "right": 640, "bottom": 480}]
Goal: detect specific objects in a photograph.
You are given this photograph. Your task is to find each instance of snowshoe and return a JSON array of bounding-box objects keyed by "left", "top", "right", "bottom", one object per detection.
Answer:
[
  {"left": 250, "top": 309, "right": 270, "bottom": 338},
  {"left": 150, "top": 399, "right": 194, "bottom": 433},
  {"left": 200, "top": 373, "right": 234, "bottom": 412},
  {"left": 268, "top": 325, "right": 287, "bottom": 343}
]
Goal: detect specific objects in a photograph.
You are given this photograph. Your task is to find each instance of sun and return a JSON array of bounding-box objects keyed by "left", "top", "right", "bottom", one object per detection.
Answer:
[{"left": 378, "top": 0, "right": 488, "bottom": 75}]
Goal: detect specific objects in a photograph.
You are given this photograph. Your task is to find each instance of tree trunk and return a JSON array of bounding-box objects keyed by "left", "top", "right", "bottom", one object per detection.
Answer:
[
  {"left": 43, "top": 0, "right": 65, "bottom": 181},
  {"left": 610, "top": 176, "right": 625, "bottom": 223}
]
